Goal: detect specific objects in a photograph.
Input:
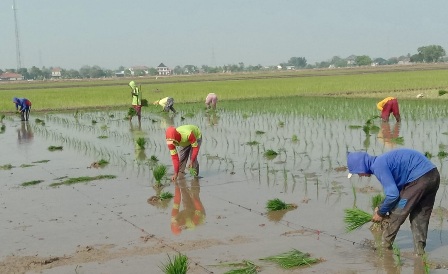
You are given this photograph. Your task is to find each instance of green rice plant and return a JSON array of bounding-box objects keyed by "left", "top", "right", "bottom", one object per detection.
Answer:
[
  {"left": 98, "top": 135, "right": 108, "bottom": 139},
  {"left": 438, "top": 90, "right": 447, "bottom": 96},
  {"left": 222, "top": 260, "right": 259, "bottom": 274},
  {"left": 20, "top": 164, "right": 35, "bottom": 168},
  {"left": 291, "top": 134, "right": 299, "bottom": 142},
  {"left": 246, "top": 140, "right": 259, "bottom": 146},
  {"left": 0, "top": 164, "right": 13, "bottom": 170},
  {"left": 242, "top": 113, "right": 250, "bottom": 119},
  {"left": 348, "top": 125, "right": 362, "bottom": 129},
  {"left": 136, "top": 137, "right": 146, "bottom": 149},
  {"left": 392, "top": 244, "right": 403, "bottom": 266},
  {"left": 150, "top": 155, "right": 159, "bottom": 162},
  {"left": 91, "top": 120, "right": 97, "bottom": 124},
  {"left": 49, "top": 175, "right": 116, "bottom": 187},
  {"left": 0, "top": 124, "right": 6, "bottom": 133},
  {"left": 32, "top": 160, "right": 50, "bottom": 163},
  {"left": 371, "top": 193, "right": 385, "bottom": 210},
  {"left": 0, "top": 114, "right": 5, "bottom": 121},
  {"left": 100, "top": 125, "right": 108, "bottom": 130},
  {"left": 390, "top": 136, "right": 404, "bottom": 145},
  {"left": 153, "top": 164, "right": 167, "bottom": 186},
  {"left": 365, "top": 115, "right": 380, "bottom": 125},
  {"left": 266, "top": 198, "right": 297, "bottom": 212},
  {"left": 424, "top": 151, "right": 433, "bottom": 159},
  {"left": 184, "top": 112, "right": 195, "bottom": 118},
  {"left": 264, "top": 149, "right": 278, "bottom": 159},
  {"left": 48, "top": 146, "right": 63, "bottom": 151},
  {"left": 97, "top": 159, "right": 109, "bottom": 167},
  {"left": 438, "top": 151, "right": 448, "bottom": 158},
  {"left": 141, "top": 98, "right": 149, "bottom": 106},
  {"left": 260, "top": 249, "right": 319, "bottom": 269},
  {"left": 127, "top": 107, "right": 137, "bottom": 118},
  {"left": 255, "top": 130, "right": 265, "bottom": 135},
  {"left": 344, "top": 208, "right": 372, "bottom": 232},
  {"left": 159, "top": 191, "right": 174, "bottom": 200},
  {"left": 159, "top": 253, "right": 189, "bottom": 274},
  {"left": 422, "top": 253, "right": 431, "bottom": 274},
  {"left": 21, "top": 180, "right": 44, "bottom": 187},
  {"left": 278, "top": 121, "right": 285, "bottom": 127},
  {"left": 189, "top": 167, "right": 197, "bottom": 177}
]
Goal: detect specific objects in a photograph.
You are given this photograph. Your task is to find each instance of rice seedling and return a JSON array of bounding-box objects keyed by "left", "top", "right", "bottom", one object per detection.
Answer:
[
  {"left": 35, "top": 118, "right": 45, "bottom": 125},
  {"left": 97, "top": 135, "right": 108, "bottom": 139},
  {"left": 438, "top": 151, "right": 448, "bottom": 158},
  {"left": 392, "top": 244, "right": 403, "bottom": 266},
  {"left": 189, "top": 167, "right": 197, "bottom": 177},
  {"left": 424, "top": 151, "right": 433, "bottom": 159},
  {"left": 159, "top": 191, "right": 174, "bottom": 200},
  {"left": 21, "top": 180, "right": 44, "bottom": 187},
  {"left": 153, "top": 164, "right": 167, "bottom": 187},
  {"left": 344, "top": 208, "right": 372, "bottom": 232},
  {"left": 291, "top": 134, "right": 299, "bottom": 142},
  {"left": 0, "top": 114, "right": 5, "bottom": 121},
  {"left": 32, "top": 160, "right": 50, "bottom": 163},
  {"left": 371, "top": 193, "right": 384, "bottom": 210},
  {"left": 184, "top": 112, "right": 195, "bottom": 118},
  {"left": 348, "top": 125, "right": 362, "bottom": 129},
  {"left": 127, "top": 107, "right": 137, "bottom": 118},
  {"left": 20, "top": 164, "right": 35, "bottom": 168},
  {"left": 264, "top": 149, "right": 278, "bottom": 159},
  {"left": 278, "top": 121, "right": 285, "bottom": 127},
  {"left": 159, "top": 253, "right": 189, "bottom": 274},
  {"left": 422, "top": 254, "right": 431, "bottom": 274},
  {"left": 91, "top": 120, "right": 97, "bottom": 124},
  {"left": 260, "top": 249, "right": 319, "bottom": 269},
  {"left": 221, "top": 260, "right": 259, "bottom": 274},
  {"left": 141, "top": 98, "right": 148, "bottom": 107},
  {"left": 246, "top": 140, "right": 259, "bottom": 146},
  {"left": 266, "top": 198, "right": 297, "bottom": 212},
  {"left": 439, "top": 90, "right": 447, "bottom": 96},
  {"left": 0, "top": 124, "right": 5, "bottom": 133},
  {"left": 100, "top": 125, "right": 108, "bottom": 130},
  {"left": 255, "top": 130, "right": 265, "bottom": 135},
  {"left": 136, "top": 137, "right": 146, "bottom": 149},
  {"left": 390, "top": 136, "right": 404, "bottom": 145},
  {"left": 48, "top": 146, "right": 63, "bottom": 151},
  {"left": 0, "top": 164, "right": 14, "bottom": 170},
  {"left": 49, "top": 175, "right": 117, "bottom": 187}
]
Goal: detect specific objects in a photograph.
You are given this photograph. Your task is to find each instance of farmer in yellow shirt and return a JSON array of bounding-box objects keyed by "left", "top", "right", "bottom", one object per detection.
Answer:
[
  {"left": 377, "top": 97, "right": 401, "bottom": 122},
  {"left": 153, "top": 97, "right": 176, "bottom": 113}
]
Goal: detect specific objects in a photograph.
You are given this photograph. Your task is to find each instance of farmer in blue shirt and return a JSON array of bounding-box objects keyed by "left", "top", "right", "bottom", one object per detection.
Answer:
[
  {"left": 13, "top": 97, "right": 32, "bottom": 121},
  {"left": 347, "top": 148, "right": 440, "bottom": 255}
]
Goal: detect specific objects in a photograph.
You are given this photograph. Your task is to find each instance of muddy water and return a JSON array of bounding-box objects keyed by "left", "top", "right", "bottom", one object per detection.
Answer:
[{"left": 1, "top": 109, "right": 447, "bottom": 274}]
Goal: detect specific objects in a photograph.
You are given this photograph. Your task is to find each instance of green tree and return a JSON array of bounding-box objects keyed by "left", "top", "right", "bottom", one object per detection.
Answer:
[
  {"left": 373, "top": 58, "right": 387, "bottom": 65},
  {"left": 416, "top": 45, "right": 446, "bottom": 63},
  {"left": 355, "top": 55, "right": 372, "bottom": 66},
  {"left": 148, "top": 67, "right": 158, "bottom": 76},
  {"left": 331, "top": 56, "right": 348, "bottom": 68},
  {"left": 287, "top": 57, "right": 307, "bottom": 68}
]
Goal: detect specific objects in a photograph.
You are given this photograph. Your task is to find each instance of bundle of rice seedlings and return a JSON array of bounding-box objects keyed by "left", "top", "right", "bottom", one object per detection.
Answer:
[
  {"left": 260, "top": 249, "right": 319, "bottom": 269},
  {"left": 344, "top": 208, "right": 372, "bottom": 232},
  {"left": 159, "top": 191, "right": 174, "bottom": 200},
  {"left": 136, "top": 137, "right": 146, "bottom": 149},
  {"left": 266, "top": 198, "right": 297, "bottom": 212},
  {"left": 48, "top": 146, "right": 63, "bottom": 151},
  {"left": 153, "top": 164, "right": 167, "bottom": 186},
  {"left": 371, "top": 193, "right": 384, "bottom": 210},
  {"left": 127, "top": 107, "right": 137, "bottom": 118},
  {"left": 438, "top": 90, "right": 447, "bottom": 96},
  {"left": 189, "top": 167, "right": 197, "bottom": 177},
  {"left": 222, "top": 260, "right": 259, "bottom": 274},
  {"left": 159, "top": 253, "right": 189, "bottom": 274},
  {"left": 0, "top": 124, "right": 5, "bottom": 133},
  {"left": 424, "top": 151, "right": 433, "bottom": 159}
]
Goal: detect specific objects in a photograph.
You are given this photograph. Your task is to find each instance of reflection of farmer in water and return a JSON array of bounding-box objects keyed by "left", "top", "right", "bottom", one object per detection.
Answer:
[
  {"left": 130, "top": 124, "right": 147, "bottom": 161},
  {"left": 171, "top": 177, "right": 205, "bottom": 235},
  {"left": 17, "top": 121, "right": 34, "bottom": 144},
  {"left": 377, "top": 122, "right": 400, "bottom": 149}
]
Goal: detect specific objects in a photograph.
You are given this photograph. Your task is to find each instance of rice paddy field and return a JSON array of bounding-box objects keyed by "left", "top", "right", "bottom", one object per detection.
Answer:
[{"left": 1, "top": 66, "right": 448, "bottom": 273}]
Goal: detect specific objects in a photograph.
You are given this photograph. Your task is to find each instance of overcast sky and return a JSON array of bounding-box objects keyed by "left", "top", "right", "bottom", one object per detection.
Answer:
[{"left": 1, "top": 0, "right": 447, "bottom": 70}]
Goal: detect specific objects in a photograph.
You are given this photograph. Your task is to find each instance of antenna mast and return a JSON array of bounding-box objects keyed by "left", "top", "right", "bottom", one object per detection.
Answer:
[{"left": 12, "top": 0, "right": 22, "bottom": 70}]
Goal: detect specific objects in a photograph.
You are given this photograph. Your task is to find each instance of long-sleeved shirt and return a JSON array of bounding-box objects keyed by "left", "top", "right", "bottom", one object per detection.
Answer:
[
  {"left": 166, "top": 125, "right": 201, "bottom": 174},
  {"left": 13, "top": 98, "right": 31, "bottom": 111},
  {"left": 347, "top": 149, "right": 436, "bottom": 215},
  {"left": 377, "top": 97, "right": 395, "bottom": 111},
  {"left": 129, "top": 81, "right": 141, "bottom": 105}
]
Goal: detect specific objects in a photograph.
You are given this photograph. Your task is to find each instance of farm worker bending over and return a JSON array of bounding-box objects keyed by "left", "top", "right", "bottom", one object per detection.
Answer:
[
  {"left": 154, "top": 97, "right": 176, "bottom": 113},
  {"left": 347, "top": 148, "right": 440, "bottom": 256},
  {"left": 377, "top": 97, "right": 400, "bottom": 122},
  {"left": 165, "top": 125, "right": 202, "bottom": 181},
  {"left": 129, "top": 81, "right": 142, "bottom": 124},
  {"left": 13, "top": 97, "right": 32, "bottom": 121},
  {"left": 205, "top": 93, "right": 218, "bottom": 109}
]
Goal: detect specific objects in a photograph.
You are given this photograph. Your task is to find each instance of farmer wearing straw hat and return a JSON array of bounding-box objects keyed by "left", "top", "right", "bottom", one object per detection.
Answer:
[
  {"left": 377, "top": 97, "right": 401, "bottom": 122},
  {"left": 347, "top": 148, "right": 439, "bottom": 256},
  {"left": 153, "top": 97, "right": 176, "bottom": 113},
  {"left": 129, "top": 81, "right": 142, "bottom": 125},
  {"left": 13, "top": 97, "right": 32, "bottom": 121},
  {"left": 165, "top": 125, "right": 201, "bottom": 181}
]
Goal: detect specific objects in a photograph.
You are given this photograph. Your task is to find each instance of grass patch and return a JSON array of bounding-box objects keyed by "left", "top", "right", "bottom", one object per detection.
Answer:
[
  {"left": 21, "top": 180, "right": 44, "bottom": 187},
  {"left": 49, "top": 175, "right": 116, "bottom": 187},
  {"left": 260, "top": 249, "right": 320, "bottom": 269}
]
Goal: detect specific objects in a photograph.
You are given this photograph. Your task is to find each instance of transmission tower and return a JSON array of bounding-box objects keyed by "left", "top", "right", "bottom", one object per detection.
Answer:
[{"left": 12, "top": 0, "right": 22, "bottom": 70}]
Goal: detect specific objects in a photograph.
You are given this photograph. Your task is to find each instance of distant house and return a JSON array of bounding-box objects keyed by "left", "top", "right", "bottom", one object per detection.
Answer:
[
  {"left": 51, "top": 67, "right": 62, "bottom": 79},
  {"left": 346, "top": 55, "right": 357, "bottom": 65},
  {"left": 129, "top": 66, "right": 149, "bottom": 76},
  {"left": 157, "top": 63, "right": 171, "bottom": 76},
  {"left": 115, "top": 71, "right": 125, "bottom": 77},
  {"left": 0, "top": 72, "right": 23, "bottom": 81},
  {"left": 286, "top": 66, "right": 295, "bottom": 70}
]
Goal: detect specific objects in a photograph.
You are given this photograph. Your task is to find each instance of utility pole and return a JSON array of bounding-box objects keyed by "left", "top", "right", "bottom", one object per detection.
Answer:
[{"left": 12, "top": 0, "right": 22, "bottom": 71}]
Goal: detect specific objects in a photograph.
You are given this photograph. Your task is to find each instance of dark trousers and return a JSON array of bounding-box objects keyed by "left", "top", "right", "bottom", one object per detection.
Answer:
[{"left": 382, "top": 168, "right": 440, "bottom": 255}]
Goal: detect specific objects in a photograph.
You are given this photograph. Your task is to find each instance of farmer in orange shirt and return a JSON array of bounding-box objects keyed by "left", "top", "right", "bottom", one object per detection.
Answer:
[{"left": 377, "top": 97, "right": 401, "bottom": 122}]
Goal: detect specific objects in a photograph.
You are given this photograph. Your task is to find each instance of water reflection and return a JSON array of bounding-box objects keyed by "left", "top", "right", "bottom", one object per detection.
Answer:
[
  {"left": 159, "top": 113, "right": 174, "bottom": 129},
  {"left": 378, "top": 122, "right": 401, "bottom": 149},
  {"left": 171, "top": 177, "right": 205, "bottom": 235},
  {"left": 17, "top": 121, "right": 34, "bottom": 144},
  {"left": 206, "top": 110, "right": 219, "bottom": 126}
]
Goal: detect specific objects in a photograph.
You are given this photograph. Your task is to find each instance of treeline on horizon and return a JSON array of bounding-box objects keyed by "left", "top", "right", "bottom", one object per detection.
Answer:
[{"left": 1, "top": 44, "right": 446, "bottom": 80}]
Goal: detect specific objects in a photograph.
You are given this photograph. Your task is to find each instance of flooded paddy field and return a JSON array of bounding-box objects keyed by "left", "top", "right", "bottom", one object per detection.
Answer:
[{"left": 1, "top": 98, "right": 448, "bottom": 273}]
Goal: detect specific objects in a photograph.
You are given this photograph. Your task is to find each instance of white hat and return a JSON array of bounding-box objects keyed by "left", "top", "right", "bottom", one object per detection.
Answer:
[{"left": 347, "top": 173, "right": 353, "bottom": 179}]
